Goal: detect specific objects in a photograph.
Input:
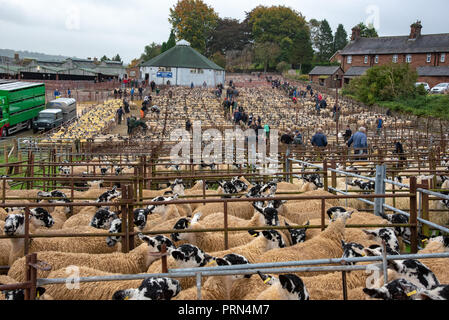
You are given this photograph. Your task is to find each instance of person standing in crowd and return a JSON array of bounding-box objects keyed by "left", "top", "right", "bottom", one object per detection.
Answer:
[
  {"left": 280, "top": 131, "right": 294, "bottom": 145},
  {"left": 376, "top": 116, "right": 383, "bottom": 136},
  {"left": 248, "top": 113, "right": 254, "bottom": 127},
  {"left": 67, "top": 88, "right": 71, "bottom": 98},
  {"left": 150, "top": 81, "right": 156, "bottom": 92},
  {"left": 343, "top": 125, "right": 352, "bottom": 143},
  {"left": 123, "top": 99, "right": 130, "bottom": 114},
  {"left": 114, "top": 88, "right": 118, "bottom": 99},
  {"left": 116, "top": 106, "right": 124, "bottom": 125},
  {"left": 138, "top": 86, "right": 143, "bottom": 100},
  {"left": 130, "top": 87, "right": 135, "bottom": 101},
  {"left": 190, "top": 82, "right": 194, "bottom": 89},
  {"left": 118, "top": 88, "right": 122, "bottom": 99},
  {"left": 311, "top": 128, "right": 328, "bottom": 147},
  {"left": 185, "top": 119, "right": 192, "bottom": 132},
  {"left": 264, "top": 123, "right": 270, "bottom": 139},
  {"left": 54, "top": 88, "right": 60, "bottom": 99},
  {"left": 347, "top": 127, "right": 368, "bottom": 160},
  {"left": 293, "top": 130, "right": 303, "bottom": 145}
]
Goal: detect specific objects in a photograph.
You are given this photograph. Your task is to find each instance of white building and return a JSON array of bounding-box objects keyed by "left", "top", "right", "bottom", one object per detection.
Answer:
[{"left": 140, "top": 40, "right": 225, "bottom": 87}]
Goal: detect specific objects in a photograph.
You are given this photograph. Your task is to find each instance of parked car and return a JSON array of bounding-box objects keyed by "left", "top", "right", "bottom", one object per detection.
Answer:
[
  {"left": 430, "top": 83, "right": 449, "bottom": 94},
  {"left": 32, "top": 109, "right": 63, "bottom": 133},
  {"left": 415, "top": 82, "right": 430, "bottom": 92}
]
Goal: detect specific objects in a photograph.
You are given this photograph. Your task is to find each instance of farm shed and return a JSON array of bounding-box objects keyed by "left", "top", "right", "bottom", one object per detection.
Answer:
[{"left": 308, "top": 66, "right": 344, "bottom": 88}]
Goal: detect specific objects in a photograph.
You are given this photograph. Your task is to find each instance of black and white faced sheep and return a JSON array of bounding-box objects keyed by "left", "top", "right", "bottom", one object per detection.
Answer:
[
  {"left": 284, "top": 220, "right": 308, "bottom": 245},
  {"left": 362, "top": 228, "right": 400, "bottom": 254},
  {"left": 417, "top": 285, "right": 449, "bottom": 300},
  {"left": 171, "top": 244, "right": 214, "bottom": 268},
  {"left": 170, "top": 213, "right": 201, "bottom": 242},
  {"left": 215, "top": 254, "right": 252, "bottom": 280},
  {"left": 248, "top": 230, "right": 286, "bottom": 249},
  {"left": 1, "top": 287, "right": 48, "bottom": 300},
  {"left": 387, "top": 259, "right": 440, "bottom": 290},
  {"left": 326, "top": 207, "right": 354, "bottom": 222},
  {"left": 90, "top": 208, "right": 119, "bottom": 230},
  {"left": 133, "top": 208, "right": 153, "bottom": 230},
  {"left": 170, "top": 179, "right": 185, "bottom": 196},
  {"left": 255, "top": 273, "right": 310, "bottom": 300},
  {"left": 379, "top": 212, "right": 411, "bottom": 241},
  {"left": 4, "top": 210, "right": 54, "bottom": 236},
  {"left": 261, "top": 182, "right": 277, "bottom": 196},
  {"left": 148, "top": 194, "right": 178, "bottom": 215},
  {"left": 112, "top": 277, "right": 181, "bottom": 300},
  {"left": 252, "top": 202, "right": 280, "bottom": 226},
  {"left": 363, "top": 278, "right": 420, "bottom": 300},
  {"left": 341, "top": 240, "right": 366, "bottom": 265},
  {"left": 246, "top": 184, "right": 263, "bottom": 198},
  {"left": 96, "top": 186, "right": 121, "bottom": 203}
]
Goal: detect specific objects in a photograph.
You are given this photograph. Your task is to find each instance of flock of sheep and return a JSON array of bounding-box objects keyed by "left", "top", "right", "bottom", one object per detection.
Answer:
[{"left": 0, "top": 158, "right": 448, "bottom": 300}]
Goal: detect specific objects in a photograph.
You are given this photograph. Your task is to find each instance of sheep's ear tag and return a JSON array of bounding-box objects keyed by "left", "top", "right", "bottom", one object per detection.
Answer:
[
  {"left": 407, "top": 290, "right": 417, "bottom": 297},
  {"left": 124, "top": 296, "right": 130, "bottom": 300},
  {"left": 263, "top": 277, "right": 271, "bottom": 284},
  {"left": 422, "top": 239, "right": 428, "bottom": 243},
  {"left": 187, "top": 222, "right": 190, "bottom": 226},
  {"left": 36, "top": 292, "right": 40, "bottom": 298},
  {"left": 330, "top": 213, "right": 334, "bottom": 219},
  {"left": 207, "top": 260, "right": 216, "bottom": 266},
  {"left": 362, "top": 253, "right": 366, "bottom": 257},
  {"left": 251, "top": 233, "right": 258, "bottom": 237}
]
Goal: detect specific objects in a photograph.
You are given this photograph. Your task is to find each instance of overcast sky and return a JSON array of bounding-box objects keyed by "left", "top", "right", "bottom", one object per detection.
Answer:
[{"left": 1, "top": 0, "right": 449, "bottom": 64}]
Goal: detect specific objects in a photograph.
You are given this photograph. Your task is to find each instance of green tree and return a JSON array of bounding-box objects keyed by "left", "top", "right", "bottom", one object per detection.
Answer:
[
  {"left": 100, "top": 55, "right": 109, "bottom": 61},
  {"left": 308, "top": 18, "right": 321, "bottom": 52},
  {"left": 168, "top": 0, "right": 219, "bottom": 54},
  {"left": 206, "top": 18, "right": 251, "bottom": 56},
  {"left": 161, "top": 30, "right": 177, "bottom": 53},
  {"left": 343, "top": 63, "right": 418, "bottom": 105},
  {"left": 254, "top": 42, "right": 281, "bottom": 73},
  {"left": 247, "top": 5, "right": 312, "bottom": 66},
  {"left": 316, "top": 19, "right": 334, "bottom": 62},
  {"left": 334, "top": 24, "right": 348, "bottom": 51},
  {"left": 112, "top": 54, "right": 122, "bottom": 62},
  {"left": 357, "top": 22, "right": 379, "bottom": 38},
  {"left": 289, "top": 28, "right": 314, "bottom": 71},
  {"left": 140, "top": 42, "right": 162, "bottom": 61},
  {"left": 211, "top": 51, "right": 226, "bottom": 68}
]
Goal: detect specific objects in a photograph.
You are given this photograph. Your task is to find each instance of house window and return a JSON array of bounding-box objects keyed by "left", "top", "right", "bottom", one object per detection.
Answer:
[
  {"left": 392, "top": 55, "right": 398, "bottom": 63},
  {"left": 375, "top": 55, "right": 379, "bottom": 64},
  {"left": 406, "top": 54, "right": 412, "bottom": 63},
  {"left": 427, "top": 54, "right": 432, "bottom": 63},
  {"left": 364, "top": 56, "right": 368, "bottom": 64},
  {"left": 190, "top": 69, "right": 197, "bottom": 74},
  {"left": 441, "top": 53, "right": 446, "bottom": 63},
  {"left": 347, "top": 55, "right": 352, "bottom": 64}
]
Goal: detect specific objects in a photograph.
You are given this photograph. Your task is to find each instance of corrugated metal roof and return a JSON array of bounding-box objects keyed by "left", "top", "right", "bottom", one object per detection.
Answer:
[
  {"left": 0, "top": 81, "right": 44, "bottom": 91},
  {"left": 417, "top": 66, "right": 449, "bottom": 76},
  {"left": 308, "top": 66, "right": 341, "bottom": 75},
  {"left": 340, "top": 33, "right": 449, "bottom": 55},
  {"left": 141, "top": 43, "right": 224, "bottom": 71}
]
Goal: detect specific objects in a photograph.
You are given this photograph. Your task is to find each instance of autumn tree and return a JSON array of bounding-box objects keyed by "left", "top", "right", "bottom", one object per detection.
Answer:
[
  {"left": 308, "top": 19, "right": 321, "bottom": 52},
  {"left": 254, "top": 42, "right": 281, "bottom": 73},
  {"left": 206, "top": 18, "right": 251, "bottom": 56},
  {"left": 169, "top": 0, "right": 219, "bottom": 54}
]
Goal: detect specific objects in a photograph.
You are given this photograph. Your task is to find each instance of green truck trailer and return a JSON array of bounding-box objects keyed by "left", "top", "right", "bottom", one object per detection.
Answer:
[{"left": 0, "top": 81, "right": 46, "bottom": 137}]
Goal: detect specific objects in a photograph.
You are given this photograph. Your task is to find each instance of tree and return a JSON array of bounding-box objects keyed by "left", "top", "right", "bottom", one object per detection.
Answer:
[
  {"left": 357, "top": 22, "right": 379, "bottom": 38},
  {"left": 140, "top": 42, "right": 162, "bottom": 61},
  {"left": 206, "top": 18, "right": 251, "bottom": 56},
  {"left": 128, "top": 58, "right": 141, "bottom": 68},
  {"left": 112, "top": 54, "right": 122, "bottom": 62},
  {"left": 100, "top": 55, "right": 109, "bottom": 62},
  {"left": 334, "top": 24, "right": 348, "bottom": 52},
  {"left": 210, "top": 51, "right": 226, "bottom": 68},
  {"left": 316, "top": 19, "right": 334, "bottom": 62},
  {"left": 247, "top": 5, "right": 312, "bottom": 66},
  {"left": 162, "top": 30, "right": 177, "bottom": 54},
  {"left": 289, "top": 28, "right": 314, "bottom": 71},
  {"left": 308, "top": 19, "right": 321, "bottom": 52},
  {"left": 254, "top": 42, "right": 281, "bottom": 73},
  {"left": 168, "top": 0, "right": 219, "bottom": 54}
]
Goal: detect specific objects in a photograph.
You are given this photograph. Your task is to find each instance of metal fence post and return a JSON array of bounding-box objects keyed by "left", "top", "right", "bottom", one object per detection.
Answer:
[
  {"left": 409, "top": 177, "right": 418, "bottom": 253},
  {"left": 374, "top": 165, "right": 386, "bottom": 217},
  {"left": 224, "top": 200, "right": 229, "bottom": 250},
  {"left": 421, "top": 180, "right": 430, "bottom": 238},
  {"left": 121, "top": 185, "right": 129, "bottom": 253},
  {"left": 196, "top": 273, "right": 202, "bottom": 300}
]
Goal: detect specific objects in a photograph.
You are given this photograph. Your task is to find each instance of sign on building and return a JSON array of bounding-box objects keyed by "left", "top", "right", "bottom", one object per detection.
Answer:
[{"left": 156, "top": 71, "right": 173, "bottom": 78}]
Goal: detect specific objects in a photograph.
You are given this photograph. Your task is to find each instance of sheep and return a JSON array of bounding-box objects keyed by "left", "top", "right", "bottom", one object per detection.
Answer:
[
  {"left": 112, "top": 277, "right": 181, "bottom": 300},
  {"left": 253, "top": 211, "right": 354, "bottom": 277},
  {"left": 4, "top": 211, "right": 119, "bottom": 266},
  {"left": 174, "top": 253, "right": 253, "bottom": 300},
  {"left": 192, "top": 201, "right": 255, "bottom": 220},
  {"left": 7, "top": 234, "right": 170, "bottom": 282},
  {"left": 146, "top": 243, "right": 214, "bottom": 290},
  {"left": 363, "top": 278, "right": 421, "bottom": 300},
  {"left": 252, "top": 274, "right": 310, "bottom": 300},
  {"left": 0, "top": 275, "right": 52, "bottom": 300},
  {"left": 170, "top": 214, "right": 263, "bottom": 252},
  {"left": 0, "top": 220, "right": 12, "bottom": 269}
]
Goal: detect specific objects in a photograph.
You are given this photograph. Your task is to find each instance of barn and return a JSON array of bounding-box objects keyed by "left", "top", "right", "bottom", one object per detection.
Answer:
[{"left": 139, "top": 40, "right": 225, "bottom": 88}]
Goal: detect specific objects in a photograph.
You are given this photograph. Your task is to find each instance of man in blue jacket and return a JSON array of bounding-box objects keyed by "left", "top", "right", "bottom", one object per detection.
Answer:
[
  {"left": 311, "top": 128, "right": 328, "bottom": 147},
  {"left": 347, "top": 127, "right": 368, "bottom": 160}
]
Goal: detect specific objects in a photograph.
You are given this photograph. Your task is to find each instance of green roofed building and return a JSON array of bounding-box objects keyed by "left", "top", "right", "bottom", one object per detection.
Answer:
[{"left": 140, "top": 40, "right": 225, "bottom": 87}]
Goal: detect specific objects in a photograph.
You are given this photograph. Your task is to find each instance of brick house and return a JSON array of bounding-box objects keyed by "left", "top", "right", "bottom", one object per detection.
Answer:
[
  {"left": 338, "top": 21, "right": 449, "bottom": 88},
  {"left": 308, "top": 66, "right": 344, "bottom": 88}
]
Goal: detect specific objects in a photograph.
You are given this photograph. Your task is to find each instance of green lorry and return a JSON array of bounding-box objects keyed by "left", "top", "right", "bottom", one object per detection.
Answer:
[{"left": 0, "top": 81, "right": 46, "bottom": 137}]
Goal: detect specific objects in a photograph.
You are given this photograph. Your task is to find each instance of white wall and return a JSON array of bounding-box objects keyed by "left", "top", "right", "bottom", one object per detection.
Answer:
[{"left": 140, "top": 67, "right": 225, "bottom": 87}]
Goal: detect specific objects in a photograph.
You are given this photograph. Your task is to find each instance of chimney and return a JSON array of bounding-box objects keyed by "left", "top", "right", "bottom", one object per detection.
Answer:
[
  {"left": 351, "top": 26, "right": 361, "bottom": 41},
  {"left": 409, "top": 21, "right": 422, "bottom": 40}
]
